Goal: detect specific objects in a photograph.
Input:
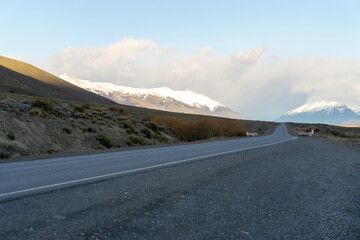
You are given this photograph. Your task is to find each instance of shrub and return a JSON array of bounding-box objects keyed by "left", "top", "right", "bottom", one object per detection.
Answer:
[
  {"left": 142, "top": 128, "right": 152, "bottom": 139},
  {"left": 129, "top": 136, "right": 145, "bottom": 145},
  {"left": 32, "top": 99, "right": 54, "bottom": 112},
  {"left": 0, "top": 152, "right": 10, "bottom": 159},
  {"left": 47, "top": 149, "right": 59, "bottom": 154},
  {"left": 85, "top": 112, "right": 94, "bottom": 120},
  {"left": 82, "top": 103, "right": 91, "bottom": 109},
  {"left": 62, "top": 127, "right": 72, "bottom": 134},
  {"left": 151, "top": 116, "right": 247, "bottom": 142},
  {"left": 146, "top": 121, "right": 160, "bottom": 134},
  {"left": 73, "top": 105, "right": 85, "bottom": 113},
  {"left": 109, "top": 106, "right": 123, "bottom": 112},
  {"left": 120, "top": 120, "right": 135, "bottom": 134},
  {"left": 7, "top": 132, "right": 15, "bottom": 140},
  {"left": 118, "top": 117, "right": 128, "bottom": 121},
  {"left": 29, "top": 109, "right": 43, "bottom": 117},
  {"left": 97, "top": 135, "right": 113, "bottom": 148},
  {"left": 154, "top": 134, "right": 168, "bottom": 143},
  {"left": 87, "top": 127, "right": 95, "bottom": 133}
]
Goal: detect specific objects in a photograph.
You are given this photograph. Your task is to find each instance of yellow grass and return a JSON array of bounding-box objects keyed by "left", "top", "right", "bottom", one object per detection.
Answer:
[
  {"left": 0, "top": 56, "right": 68, "bottom": 86},
  {"left": 337, "top": 125, "right": 360, "bottom": 128},
  {"left": 151, "top": 115, "right": 248, "bottom": 142}
]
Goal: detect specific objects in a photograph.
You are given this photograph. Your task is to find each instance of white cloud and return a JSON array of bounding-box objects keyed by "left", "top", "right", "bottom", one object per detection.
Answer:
[
  {"left": 42, "top": 38, "right": 360, "bottom": 120},
  {"left": 44, "top": 37, "right": 157, "bottom": 80},
  {"left": 232, "top": 46, "right": 267, "bottom": 64}
]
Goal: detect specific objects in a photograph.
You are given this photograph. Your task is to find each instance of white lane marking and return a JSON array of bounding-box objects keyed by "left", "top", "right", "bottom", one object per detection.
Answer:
[
  {"left": 0, "top": 136, "right": 297, "bottom": 199},
  {"left": 1, "top": 134, "right": 270, "bottom": 169}
]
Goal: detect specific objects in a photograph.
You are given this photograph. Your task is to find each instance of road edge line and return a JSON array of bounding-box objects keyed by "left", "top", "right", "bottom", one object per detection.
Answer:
[{"left": 0, "top": 136, "right": 297, "bottom": 200}]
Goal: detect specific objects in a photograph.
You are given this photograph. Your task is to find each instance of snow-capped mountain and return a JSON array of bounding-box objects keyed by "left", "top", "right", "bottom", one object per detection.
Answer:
[
  {"left": 350, "top": 107, "right": 360, "bottom": 116},
  {"left": 59, "top": 74, "right": 243, "bottom": 119},
  {"left": 276, "top": 100, "right": 360, "bottom": 125}
]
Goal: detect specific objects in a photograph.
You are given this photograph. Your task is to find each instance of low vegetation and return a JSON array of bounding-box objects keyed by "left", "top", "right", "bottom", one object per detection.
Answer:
[
  {"left": 142, "top": 128, "right": 153, "bottom": 139},
  {"left": 0, "top": 92, "right": 275, "bottom": 160},
  {"left": 47, "top": 149, "right": 59, "bottom": 154},
  {"left": 7, "top": 132, "right": 15, "bottom": 140},
  {"left": 73, "top": 105, "right": 85, "bottom": 113},
  {"left": 62, "top": 127, "right": 72, "bottom": 134},
  {"left": 32, "top": 99, "right": 54, "bottom": 112},
  {"left": 97, "top": 135, "right": 113, "bottom": 149},
  {"left": 127, "top": 136, "right": 145, "bottom": 146},
  {"left": 29, "top": 109, "right": 43, "bottom": 116},
  {"left": 120, "top": 119, "right": 136, "bottom": 134},
  {"left": 0, "top": 151, "right": 11, "bottom": 159},
  {"left": 146, "top": 121, "right": 161, "bottom": 134},
  {"left": 151, "top": 116, "right": 248, "bottom": 142},
  {"left": 288, "top": 122, "right": 360, "bottom": 147}
]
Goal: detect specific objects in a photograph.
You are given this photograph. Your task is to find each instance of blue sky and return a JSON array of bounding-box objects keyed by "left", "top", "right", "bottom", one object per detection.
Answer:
[
  {"left": 2, "top": 0, "right": 360, "bottom": 120},
  {"left": 2, "top": 0, "right": 359, "bottom": 60}
]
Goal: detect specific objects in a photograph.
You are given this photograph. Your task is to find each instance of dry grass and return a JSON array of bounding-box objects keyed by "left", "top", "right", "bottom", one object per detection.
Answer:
[
  {"left": 0, "top": 56, "right": 64, "bottom": 85},
  {"left": 0, "top": 91, "right": 277, "bottom": 160},
  {"left": 151, "top": 115, "right": 248, "bottom": 142},
  {"left": 288, "top": 122, "right": 360, "bottom": 148},
  {"left": 337, "top": 125, "right": 360, "bottom": 128},
  {"left": 0, "top": 56, "right": 117, "bottom": 105}
]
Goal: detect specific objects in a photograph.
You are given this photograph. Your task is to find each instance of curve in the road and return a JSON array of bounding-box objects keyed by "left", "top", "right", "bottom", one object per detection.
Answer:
[{"left": 0, "top": 124, "right": 296, "bottom": 201}]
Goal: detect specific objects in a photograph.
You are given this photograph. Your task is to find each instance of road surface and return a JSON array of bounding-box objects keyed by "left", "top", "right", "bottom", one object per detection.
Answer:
[
  {"left": 1, "top": 126, "right": 359, "bottom": 239},
  {"left": 0, "top": 124, "right": 295, "bottom": 201}
]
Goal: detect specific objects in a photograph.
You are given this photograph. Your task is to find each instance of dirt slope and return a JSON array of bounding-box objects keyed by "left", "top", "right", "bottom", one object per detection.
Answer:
[{"left": 0, "top": 56, "right": 116, "bottom": 105}]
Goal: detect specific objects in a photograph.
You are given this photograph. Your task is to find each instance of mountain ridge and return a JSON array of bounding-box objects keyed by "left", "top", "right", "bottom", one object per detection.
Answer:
[
  {"left": 0, "top": 56, "right": 117, "bottom": 105},
  {"left": 276, "top": 100, "right": 360, "bottom": 125},
  {"left": 59, "top": 73, "right": 243, "bottom": 119}
]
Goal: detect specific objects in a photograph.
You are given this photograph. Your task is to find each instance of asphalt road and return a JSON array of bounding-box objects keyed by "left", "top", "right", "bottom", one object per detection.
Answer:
[
  {"left": 1, "top": 134, "right": 359, "bottom": 239},
  {"left": 0, "top": 124, "right": 295, "bottom": 201}
]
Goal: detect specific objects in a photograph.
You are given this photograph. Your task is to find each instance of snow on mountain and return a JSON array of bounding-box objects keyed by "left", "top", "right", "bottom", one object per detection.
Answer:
[
  {"left": 59, "top": 73, "right": 243, "bottom": 119},
  {"left": 350, "top": 107, "right": 360, "bottom": 116},
  {"left": 276, "top": 100, "right": 360, "bottom": 125},
  {"left": 286, "top": 100, "right": 344, "bottom": 115}
]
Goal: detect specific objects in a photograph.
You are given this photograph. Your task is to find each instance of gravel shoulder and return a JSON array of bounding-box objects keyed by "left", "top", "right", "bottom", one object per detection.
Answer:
[{"left": 1, "top": 137, "right": 359, "bottom": 239}]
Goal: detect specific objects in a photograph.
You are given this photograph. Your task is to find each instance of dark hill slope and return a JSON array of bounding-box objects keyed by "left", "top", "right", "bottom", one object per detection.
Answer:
[{"left": 0, "top": 56, "right": 117, "bottom": 105}]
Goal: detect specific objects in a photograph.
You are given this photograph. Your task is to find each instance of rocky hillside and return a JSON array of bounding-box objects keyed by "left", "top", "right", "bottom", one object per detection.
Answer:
[
  {"left": 0, "top": 92, "right": 277, "bottom": 161},
  {"left": 0, "top": 93, "right": 178, "bottom": 160}
]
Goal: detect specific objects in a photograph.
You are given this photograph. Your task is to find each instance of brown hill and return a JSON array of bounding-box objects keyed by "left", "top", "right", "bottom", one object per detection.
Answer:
[{"left": 0, "top": 56, "right": 117, "bottom": 105}]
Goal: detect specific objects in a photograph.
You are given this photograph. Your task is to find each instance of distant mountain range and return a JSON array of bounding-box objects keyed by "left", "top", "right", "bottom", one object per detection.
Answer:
[
  {"left": 59, "top": 73, "right": 243, "bottom": 119},
  {"left": 276, "top": 100, "right": 360, "bottom": 125},
  {"left": 0, "top": 56, "right": 117, "bottom": 105}
]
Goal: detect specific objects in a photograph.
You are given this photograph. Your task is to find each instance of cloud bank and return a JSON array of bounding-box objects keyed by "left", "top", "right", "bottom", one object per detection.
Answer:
[
  {"left": 232, "top": 46, "right": 266, "bottom": 64},
  {"left": 43, "top": 37, "right": 360, "bottom": 120}
]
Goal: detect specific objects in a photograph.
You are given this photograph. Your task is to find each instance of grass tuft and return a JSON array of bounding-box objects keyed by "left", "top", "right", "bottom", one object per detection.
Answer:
[
  {"left": 131, "top": 136, "right": 145, "bottom": 145},
  {"left": 97, "top": 135, "right": 113, "bottom": 148},
  {"left": 142, "top": 128, "right": 152, "bottom": 139},
  {"left": 62, "top": 127, "right": 72, "bottom": 134},
  {"left": 47, "top": 149, "right": 59, "bottom": 154},
  {"left": 146, "top": 121, "right": 160, "bottom": 134},
  {"left": 29, "top": 109, "right": 43, "bottom": 117},
  {"left": 73, "top": 105, "right": 85, "bottom": 113},
  {"left": 7, "top": 132, "right": 15, "bottom": 140},
  {"left": 120, "top": 119, "right": 135, "bottom": 134},
  {"left": 32, "top": 99, "right": 54, "bottom": 112}
]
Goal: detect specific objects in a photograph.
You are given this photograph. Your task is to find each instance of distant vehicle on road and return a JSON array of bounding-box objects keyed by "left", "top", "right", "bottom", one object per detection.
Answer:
[{"left": 298, "top": 129, "right": 314, "bottom": 137}]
